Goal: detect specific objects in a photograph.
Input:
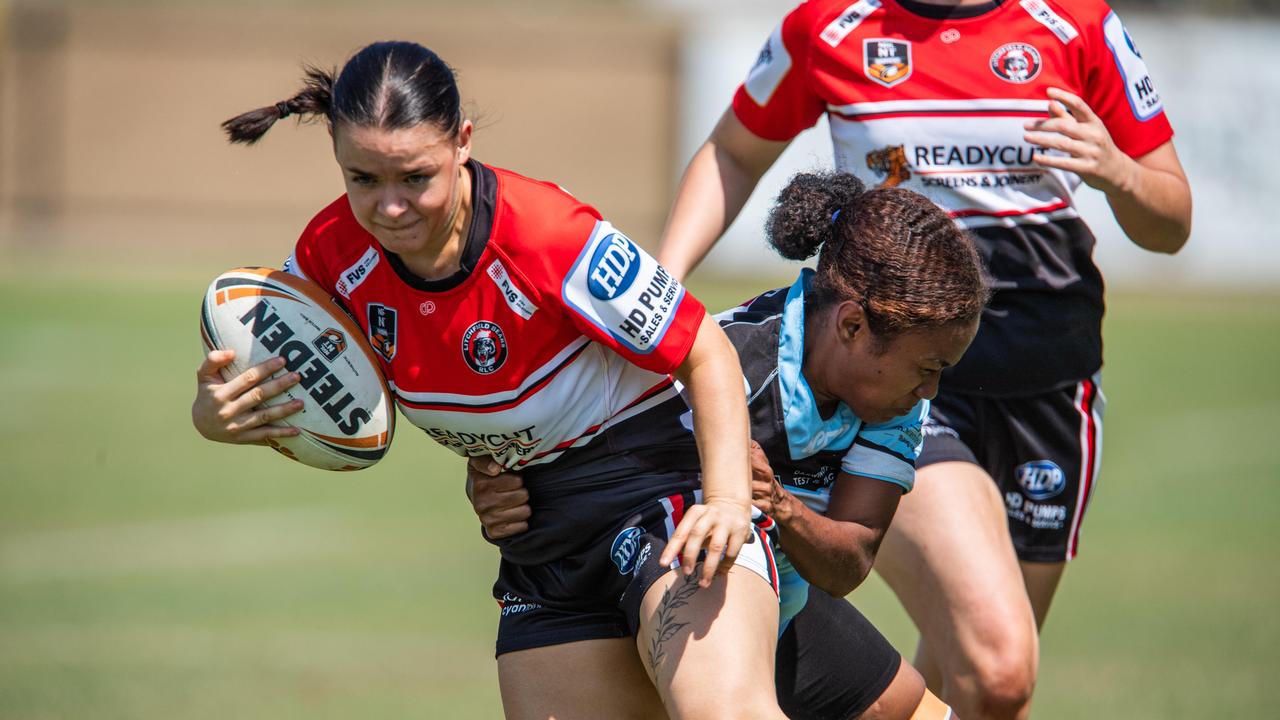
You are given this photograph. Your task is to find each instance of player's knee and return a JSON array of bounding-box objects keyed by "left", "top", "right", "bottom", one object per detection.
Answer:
[{"left": 961, "top": 639, "right": 1036, "bottom": 719}]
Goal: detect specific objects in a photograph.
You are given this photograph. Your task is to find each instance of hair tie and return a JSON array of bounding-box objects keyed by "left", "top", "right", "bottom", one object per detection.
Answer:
[
  {"left": 275, "top": 102, "right": 292, "bottom": 119},
  {"left": 831, "top": 208, "right": 842, "bottom": 224}
]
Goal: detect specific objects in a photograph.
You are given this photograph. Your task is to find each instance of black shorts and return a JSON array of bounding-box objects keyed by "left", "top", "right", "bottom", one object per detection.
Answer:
[
  {"left": 776, "top": 587, "right": 902, "bottom": 720},
  {"left": 918, "top": 373, "right": 1105, "bottom": 562},
  {"left": 493, "top": 490, "right": 779, "bottom": 656}
]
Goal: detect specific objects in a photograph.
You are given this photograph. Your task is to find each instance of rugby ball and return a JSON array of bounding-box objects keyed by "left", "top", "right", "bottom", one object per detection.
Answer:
[{"left": 200, "top": 267, "right": 395, "bottom": 471}]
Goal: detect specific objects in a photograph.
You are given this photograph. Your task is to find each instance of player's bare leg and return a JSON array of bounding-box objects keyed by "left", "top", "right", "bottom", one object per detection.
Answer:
[
  {"left": 1020, "top": 560, "right": 1066, "bottom": 630},
  {"left": 638, "top": 564, "right": 786, "bottom": 720},
  {"left": 876, "top": 462, "right": 1038, "bottom": 720},
  {"left": 497, "top": 638, "right": 666, "bottom": 720}
]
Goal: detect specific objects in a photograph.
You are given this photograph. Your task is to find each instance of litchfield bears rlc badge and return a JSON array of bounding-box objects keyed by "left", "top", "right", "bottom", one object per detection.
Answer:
[
  {"left": 367, "top": 303, "right": 397, "bottom": 362},
  {"left": 990, "top": 42, "right": 1042, "bottom": 84},
  {"left": 864, "top": 38, "right": 912, "bottom": 88},
  {"left": 462, "top": 321, "right": 508, "bottom": 375}
]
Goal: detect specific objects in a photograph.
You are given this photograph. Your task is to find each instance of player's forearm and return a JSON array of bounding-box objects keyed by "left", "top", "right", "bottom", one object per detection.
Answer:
[
  {"left": 658, "top": 141, "right": 762, "bottom": 281},
  {"left": 674, "top": 315, "right": 751, "bottom": 509},
  {"left": 772, "top": 492, "right": 879, "bottom": 597},
  {"left": 1107, "top": 151, "right": 1192, "bottom": 254}
]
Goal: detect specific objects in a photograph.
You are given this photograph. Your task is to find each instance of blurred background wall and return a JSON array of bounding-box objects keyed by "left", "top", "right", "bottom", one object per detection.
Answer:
[
  {"left": 0, "top": 0, "right": 681, "bottom": 270},
  {"left": 2, "top": 0, "right": 1278, "bottom": 289}
]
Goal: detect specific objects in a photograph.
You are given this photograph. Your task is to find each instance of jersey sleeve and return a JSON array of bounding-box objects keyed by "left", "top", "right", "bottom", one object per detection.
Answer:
[
  {"left": 1076, "top": 4, "right": 1173, "bottom": 158},
  {"left": 731, "top": 2, "right": 828, "bottom": 142},
  {"left": 555, "top": 219, "right": 706, "bottom": 375},
  {"left": 840, "top": 399, "right": 927, "bottom": 492},
  {"left": 499, "top": 178, "right": 706, "bottom": 376}
]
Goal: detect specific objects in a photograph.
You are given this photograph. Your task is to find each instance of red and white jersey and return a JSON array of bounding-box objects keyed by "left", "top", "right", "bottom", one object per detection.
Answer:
[
  {"left": 734, "top": 0, "right": 1171, "bottom": 228},
  {"left": 732, "top": 0, "right": 1175, "bottom": 395},
  {"left": 285, "top": 161, "right": 704, "bottom": 468}
]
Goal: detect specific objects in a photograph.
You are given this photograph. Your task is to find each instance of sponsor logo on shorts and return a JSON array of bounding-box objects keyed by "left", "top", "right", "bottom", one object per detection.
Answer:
[
  {"left": 990, "top": 43, "right": 1042, "bottom": 84},
  {"left": 633, "top": 542, "right": 653, "bottom": 577},
  {"left": 366, "top": 303, "right": 397, "bottom": 362},
  {"left": 1005, "top": 492, "right": 1067, "bottom": 530},
  {"left": 864, "top": 39, "right": 912, "bottom": 88},
  {"left": 312, "top": 328, "right": 347, "bottom": 362},
  {"left": 336, "top": 246, "right": 380, "bottom": 299},
  {"left": 461, "top": 321, "right": 508, "bottom": 375},
  {"left": 587, "top": 234, "right": 641, "bottom": 300},
  {"left": 1016, "top": 460, "right": 1066, "bottom": 500},
  {"left": 610, "top": 526, "right": 644, "bottom": 575},
  {"left": 498, "top": 592, "right": 542, "bottom": 617}
]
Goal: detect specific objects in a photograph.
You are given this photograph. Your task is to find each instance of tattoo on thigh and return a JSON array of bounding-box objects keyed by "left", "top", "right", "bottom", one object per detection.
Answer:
[{"left": 648, "top": 570, "right": 700, "bottom": 675}]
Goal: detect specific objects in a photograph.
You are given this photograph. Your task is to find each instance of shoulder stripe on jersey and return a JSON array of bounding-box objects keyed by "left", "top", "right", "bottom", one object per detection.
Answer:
[
  {"left": 392, "top": 337, "right": 590, "bottom": 411},
  {"left": 853, "top": 435, "right": 916, "bottom": 467},
  {"left": 828, "top": 98, "right": 1049, "bottom": 119}
]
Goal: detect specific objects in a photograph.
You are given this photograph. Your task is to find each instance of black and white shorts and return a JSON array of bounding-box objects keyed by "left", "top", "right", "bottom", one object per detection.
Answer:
[
  {"left": 492, "top": 489, "right": 780, "bottom": 656},
  {"left": 918, "top": 372, "right": 1106, "bottom": 562}
]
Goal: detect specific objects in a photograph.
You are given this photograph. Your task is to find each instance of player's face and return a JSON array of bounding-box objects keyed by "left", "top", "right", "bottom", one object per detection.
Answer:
[
  {"left": 823, "top": 309, "right": 978, "bottom": 425},
  {"left": 333, "top": 120, "right": 473, "bottom": 258}
]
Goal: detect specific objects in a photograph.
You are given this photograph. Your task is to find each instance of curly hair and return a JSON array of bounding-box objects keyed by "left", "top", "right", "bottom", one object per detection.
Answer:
[{"left": 767, "top": 171, "right": 988, "bottom": 340}]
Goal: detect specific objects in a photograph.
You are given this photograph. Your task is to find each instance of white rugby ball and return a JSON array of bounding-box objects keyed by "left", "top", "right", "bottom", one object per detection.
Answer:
[{"left": 200, "top": 267, "right": 395, "bottom": 471}]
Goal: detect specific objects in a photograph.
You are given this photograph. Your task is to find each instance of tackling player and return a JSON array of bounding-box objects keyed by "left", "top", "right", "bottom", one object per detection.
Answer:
[{"left": 469, "top": 170, "right": 989, "bottom": 720}]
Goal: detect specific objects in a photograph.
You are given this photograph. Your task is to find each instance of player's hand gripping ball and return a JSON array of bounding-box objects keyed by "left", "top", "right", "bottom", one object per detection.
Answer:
[{"left": 199, "top": 267, "right": 395, "bottom": 470}]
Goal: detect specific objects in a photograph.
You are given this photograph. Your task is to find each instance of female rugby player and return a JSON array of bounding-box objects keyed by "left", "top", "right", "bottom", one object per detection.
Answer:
[
  {"left": 189, "top": 41, "right": 789, "bottom": 720},
  {"left": 469, "top": 170, "right": 989, "bottom": 720},
  {"left": 655, "top": 1, "right": 1192, "bottom": 717}
]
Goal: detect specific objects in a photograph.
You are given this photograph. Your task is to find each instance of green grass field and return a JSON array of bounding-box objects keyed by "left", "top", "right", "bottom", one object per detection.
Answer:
[{"left": 1, "top": 263, "right": 1277, "bottom": 718}]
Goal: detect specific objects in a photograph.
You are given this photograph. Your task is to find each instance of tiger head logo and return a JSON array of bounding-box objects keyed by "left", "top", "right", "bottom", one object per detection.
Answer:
[{"left": 865, "top": 145, "right": 912, "bottom": 188}]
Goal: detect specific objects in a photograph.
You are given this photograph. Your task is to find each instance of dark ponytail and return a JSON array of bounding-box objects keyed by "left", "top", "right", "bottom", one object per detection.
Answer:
[
  {"left": 766, "top": 172, "right": 867, "bottom": 260},
  {"left": 766, "top": 171, "right": 988, "bottom": 339},
  {"left": 221, "top": 41, "right": 462, "bottom": 145}
]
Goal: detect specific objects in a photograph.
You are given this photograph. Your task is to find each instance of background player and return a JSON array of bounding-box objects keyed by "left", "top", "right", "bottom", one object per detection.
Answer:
[
  {"left": 469, "top": 170, "right": 990, "bottom": 720},
  {"left": 190, "top": 40, "right": 790, "bottom": 720},
  {"left": 655, "top": 1, "right": 1192, "bottom": 718}
]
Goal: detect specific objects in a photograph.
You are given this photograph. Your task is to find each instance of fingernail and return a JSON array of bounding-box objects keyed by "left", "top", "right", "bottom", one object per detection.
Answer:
[{"left": 272, "top": 357, "right": 287, "bottom": 368}]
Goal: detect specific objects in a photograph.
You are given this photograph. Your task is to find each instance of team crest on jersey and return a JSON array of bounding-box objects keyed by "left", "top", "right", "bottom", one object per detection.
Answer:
[
  {"left": 863, "top": 39, "right": 912, "bottom": 88},
  {"left": 462, "top": 321, "right": 508, "bottom": 375},
  {"left": 990, "top": 43, "right": 1042, "bottom": 84},
  {"left": 312, "top": 328, "right": 347, "bottom": 362},
  {"left": 366, "top": 303, "right": 397, "bottom": 362},
  {"left": 866, "top": 145, "right": 912, "bottom": 187}
]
